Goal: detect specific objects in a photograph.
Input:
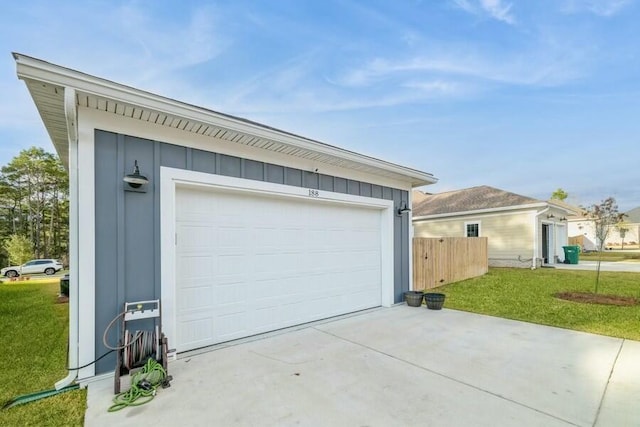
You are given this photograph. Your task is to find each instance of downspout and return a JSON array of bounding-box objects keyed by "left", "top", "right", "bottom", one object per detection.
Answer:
[
  {"left": 55, "top": 87, "right": 79, "bottom": 390},
  {"left": 408, "top": 190, "right": 414, "bottom": 291},
  {"left": 532, "top": 207, "right": 550, "bottom": 269}
]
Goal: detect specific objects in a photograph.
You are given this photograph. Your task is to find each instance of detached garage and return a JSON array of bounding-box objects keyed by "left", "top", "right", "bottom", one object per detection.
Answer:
[{"left": 14, "top": 53, "right": 437, "bottom": 385}]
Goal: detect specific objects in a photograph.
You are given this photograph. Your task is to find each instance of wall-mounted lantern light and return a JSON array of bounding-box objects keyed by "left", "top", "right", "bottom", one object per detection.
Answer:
[
  {"left": 123, "top": 160, "right": 149, "bottom": 189},
  {"left": 397, "top": 201, "right": 411, "bottom": 216},
  {"left": 559, "top": 216, "right": 567, "bottom": 222},
  {"left": 547, "top": 213, "right": 555, "bottom": 219}
]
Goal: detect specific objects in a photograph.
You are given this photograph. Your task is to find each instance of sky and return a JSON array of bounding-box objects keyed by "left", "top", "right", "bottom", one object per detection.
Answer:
[{"left": 1, "top": 0, "right": 639, "bottom": 211}]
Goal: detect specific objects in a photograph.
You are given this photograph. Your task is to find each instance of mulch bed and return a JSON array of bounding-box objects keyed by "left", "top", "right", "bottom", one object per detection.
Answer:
[{"left": 555, "top": 292, "right": 638, "bottom": 306}]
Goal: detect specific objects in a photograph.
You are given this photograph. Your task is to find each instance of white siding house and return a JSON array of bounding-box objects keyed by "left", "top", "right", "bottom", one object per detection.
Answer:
[
  {"left": 568, "top": 206, "right": 640, "bottom": 250},
  {"left": 413, "top": 186, "right": 577, "bottom": 268}
]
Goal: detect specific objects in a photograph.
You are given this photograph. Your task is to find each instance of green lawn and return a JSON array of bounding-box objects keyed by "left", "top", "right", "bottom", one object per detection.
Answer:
[
  {"left": 0, "top": 279, "right": 86, "bottom": 426},
  {"left": 438, "top": 268, "right": 640, "bottom": 341},
  {"left": 578, "top": 251, "right": 640, "bottom": 262}
]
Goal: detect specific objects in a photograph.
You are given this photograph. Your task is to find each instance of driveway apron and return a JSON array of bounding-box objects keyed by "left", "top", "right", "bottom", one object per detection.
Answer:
[{"left": 84, "top": 306, "right": 640, "bottom": 427}]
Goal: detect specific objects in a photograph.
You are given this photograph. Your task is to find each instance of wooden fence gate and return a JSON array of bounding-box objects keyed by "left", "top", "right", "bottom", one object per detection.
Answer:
[{"left": 412, "top": 237, "right": 488, "bottom": 290}]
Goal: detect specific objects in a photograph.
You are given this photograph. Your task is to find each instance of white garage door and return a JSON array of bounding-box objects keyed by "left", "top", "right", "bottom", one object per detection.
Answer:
[{"left": 175, "top": 186, "right": 384, "bottom": 352}]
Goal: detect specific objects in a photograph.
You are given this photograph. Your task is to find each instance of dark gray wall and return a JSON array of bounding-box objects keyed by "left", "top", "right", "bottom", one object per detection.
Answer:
[{"left": 94, "top": 130, "right": 410, "bottom": 373}]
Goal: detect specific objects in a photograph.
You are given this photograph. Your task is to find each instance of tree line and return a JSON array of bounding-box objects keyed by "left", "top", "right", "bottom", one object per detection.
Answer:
[{"left": 0, "top": 147, "right": 68, "bottom": 267}]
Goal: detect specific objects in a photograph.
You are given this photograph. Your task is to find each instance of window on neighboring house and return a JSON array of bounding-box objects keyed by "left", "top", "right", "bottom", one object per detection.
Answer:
[{"left": 466, "top": 222, "right": 480, "bottom": 237}]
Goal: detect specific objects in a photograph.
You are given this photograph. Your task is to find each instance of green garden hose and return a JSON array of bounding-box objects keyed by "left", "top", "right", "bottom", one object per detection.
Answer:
[{"left": 108, "top": 358, "right": 170, "bottom": 412}]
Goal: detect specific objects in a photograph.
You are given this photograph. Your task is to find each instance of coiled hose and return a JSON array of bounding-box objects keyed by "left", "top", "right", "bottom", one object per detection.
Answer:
[{"left": 108, "top": 358, "right": 170, "bottom": 412}]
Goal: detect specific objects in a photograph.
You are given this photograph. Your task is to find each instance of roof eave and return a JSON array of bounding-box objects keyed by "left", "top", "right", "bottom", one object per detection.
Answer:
[
  {"left": 412, "top": 202, "right": 550, "bottom": 221},
  {"left": 14, "top": 53, "right": 437, "bottom": 187}
]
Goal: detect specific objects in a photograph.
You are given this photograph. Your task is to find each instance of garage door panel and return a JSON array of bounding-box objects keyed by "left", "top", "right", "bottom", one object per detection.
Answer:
[
  {"left": 215, "top": 312, "right": 248, "bottom": 340},
  {"left": 214, "top": 282, "right": 245, "bottom": 305},
  {"left": 353, "top": 250, "right": 381, "bottom": 268},
  {"left": 354, "top": 230, "right": 380, "bottom": 248},
  {"left": 219, "top": 226, "right": 248, "bottom": 248},
  {"left": 177, "top": 255, "right": 213, "bottom": 280},
  {"left": 177, "top": 314, "right": 214, "bottom": 348},
  {"left": 176, "top": 187, "right": 384, "bottom": 352},
  {"left": 216, "top": 254, "right": 246, "bottom": 275},
  {"left": 178, "top": 224, "right": 216, "bottom": 250},
  {"left": 250, "top": 278, "right": 280, "bottom": 299},
  {"left": 252, "top": 308, "right": 279, "bottom": 332},
  {"left": 178, "top": 285, "right": 213, "bottom": 310}
]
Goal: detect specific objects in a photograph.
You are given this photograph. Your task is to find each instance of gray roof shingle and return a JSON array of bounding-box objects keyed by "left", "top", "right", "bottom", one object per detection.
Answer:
[
  {"left": 624, "top": 206, "right": 640, "bottom": 223},
  {"left": 413, "top": 185, "right": 541, "bottom": 217}
]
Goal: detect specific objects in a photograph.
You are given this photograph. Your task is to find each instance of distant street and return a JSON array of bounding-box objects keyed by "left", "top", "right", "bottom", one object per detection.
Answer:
[{"left": 554, "top": 260, "right": 640, "bottom": 273}]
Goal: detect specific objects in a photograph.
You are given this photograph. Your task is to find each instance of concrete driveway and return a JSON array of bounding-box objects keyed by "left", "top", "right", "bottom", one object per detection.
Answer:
[
  {"left": 84, "top": 307, "right": 640, "bottom": 427},
  {"left": 554, "top": 260, "right": 640, "bottom": 273}
]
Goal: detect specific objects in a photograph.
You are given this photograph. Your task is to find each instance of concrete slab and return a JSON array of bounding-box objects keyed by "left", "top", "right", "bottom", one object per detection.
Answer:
[
  {"left": 85, "top": 307, "right": 636, "bottom": 427},
  {"left": 595, "top": 339, "right": 640, "bottom": 426},
  {"left": 553, "top": 260, "right": 640, "bottom": 272}
]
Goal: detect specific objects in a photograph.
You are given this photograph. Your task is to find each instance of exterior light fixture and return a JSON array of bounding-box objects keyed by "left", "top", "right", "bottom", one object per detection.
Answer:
[
  {"left": 547, "top": 214, "right": 555, "bottom": 219},
  {"left": 397, "top": 201, "right": 411, "bottom": 216},
  {"left": 123, "top": 160, "right": 149, "bottom": 188},
  {"left": 560, "top": 216, "right": 567, "bottom": 221}
]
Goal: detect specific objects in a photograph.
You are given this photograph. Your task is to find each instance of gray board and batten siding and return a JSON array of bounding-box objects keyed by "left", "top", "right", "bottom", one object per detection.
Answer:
[{"left": 95, "top": 129, "right": 410, "bottom": 374}]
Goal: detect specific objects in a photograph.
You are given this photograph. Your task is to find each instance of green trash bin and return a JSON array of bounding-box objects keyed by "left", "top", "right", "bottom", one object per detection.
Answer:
[{"left": 562, "top": 245, "right": 580, "bottom": 265}]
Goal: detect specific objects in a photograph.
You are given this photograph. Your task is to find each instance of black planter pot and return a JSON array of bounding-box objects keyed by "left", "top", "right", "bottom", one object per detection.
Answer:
[
  {"left": 404, "top": 291, "right": 424, "bottom": 307},
  {"left": 424, "top": 293, "right": 446, "bottom": 310}
]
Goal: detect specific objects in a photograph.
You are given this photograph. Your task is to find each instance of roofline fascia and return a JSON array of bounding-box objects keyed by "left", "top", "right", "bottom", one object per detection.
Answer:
[
  {"left": 14, "top": 53, "right": 437, "bottom": 187},
  {"left": 412, "top": 202, "right": 548, "bottom": 221},
  {"left": 546, "top": 201, "right": 581, "bottom": 216}
]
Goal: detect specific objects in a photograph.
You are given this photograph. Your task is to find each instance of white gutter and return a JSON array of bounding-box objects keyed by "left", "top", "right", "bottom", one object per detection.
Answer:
[
  {"left": 55, "top": 87, "right": 78, "bottom": 390},
  {"left": 413, "top": 202, "right": 548, "bottom": 222}
]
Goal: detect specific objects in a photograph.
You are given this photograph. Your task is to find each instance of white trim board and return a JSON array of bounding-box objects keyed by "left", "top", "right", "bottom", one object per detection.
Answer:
[{"left": 160, "top": 167, "right": 395, "bottom": 353}]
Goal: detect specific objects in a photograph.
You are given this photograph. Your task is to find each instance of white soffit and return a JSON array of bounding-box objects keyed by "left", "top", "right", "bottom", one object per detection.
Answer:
[{"left": 14, "top": 53, "right": 437, "bottom": 187}]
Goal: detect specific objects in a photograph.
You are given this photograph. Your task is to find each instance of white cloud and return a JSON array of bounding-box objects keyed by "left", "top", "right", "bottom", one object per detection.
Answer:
[
  {"left": 561, "top": 0, "right": 633, "bottom": 16},
  {"left": 402, "top": 80, "right": 462, "bottom": 94},
  {"left": 335, "top": 47, "right": 586, "bottom": 90},
  {"left": 452, "top": 0, "right": 516, "bottom": 24},
  {"left": 479, "top": 0, "right": 516, "bottom": 24},
  {"left": 103, "top": 3, "right": 230, "bottom": 85},
  {"left": 3, "top": 2, "right": 234, "bottom": 123}
]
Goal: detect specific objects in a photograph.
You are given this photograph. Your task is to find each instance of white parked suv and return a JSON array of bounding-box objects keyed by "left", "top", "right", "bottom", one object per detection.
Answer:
[{"left": 1, "top": 259, "right": 63, "bottom": 278}]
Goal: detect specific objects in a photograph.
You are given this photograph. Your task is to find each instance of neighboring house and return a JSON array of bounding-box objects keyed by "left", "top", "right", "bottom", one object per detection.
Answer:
[
  {"left": 412, "top": 186, "right": 578, "bottom": 268},
  {"left": 15, "top": 54, "right": 437, "bottom": 385},
  {"left": 606, "top": 206, "right": 640, "bottom": 248},
  {"left": 568, "top": 206, "right": 640, "bottom": 250}
]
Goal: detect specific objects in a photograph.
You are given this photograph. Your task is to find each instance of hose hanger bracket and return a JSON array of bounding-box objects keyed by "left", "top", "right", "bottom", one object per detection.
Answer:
[{"left": 124, "top": 300, "right": 161, "bottom": 321}]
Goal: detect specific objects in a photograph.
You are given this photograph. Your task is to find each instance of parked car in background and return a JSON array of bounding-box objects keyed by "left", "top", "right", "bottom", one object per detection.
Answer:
[{"left": 1, "top": 259, "right": 63, "bottom": 278}]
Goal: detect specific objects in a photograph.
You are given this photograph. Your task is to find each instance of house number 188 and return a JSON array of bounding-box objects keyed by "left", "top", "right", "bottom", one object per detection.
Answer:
[{"left": 308, "top": 189, "right": 319, "bottom": 197}]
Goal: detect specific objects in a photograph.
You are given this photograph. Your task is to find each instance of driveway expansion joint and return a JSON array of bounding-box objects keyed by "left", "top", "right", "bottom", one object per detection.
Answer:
[{"left": 592, "top": 339, "right": 625, "bottom": 427}]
